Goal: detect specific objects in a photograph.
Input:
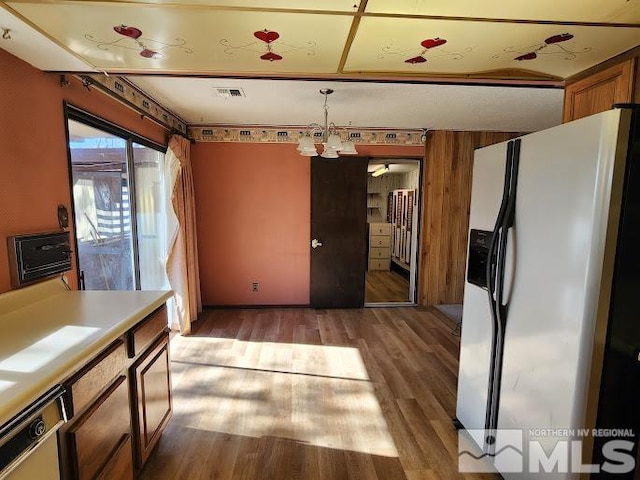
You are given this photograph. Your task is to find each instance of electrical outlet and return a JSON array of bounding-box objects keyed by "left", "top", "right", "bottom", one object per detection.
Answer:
[{"left": 251, "top": 282, "right": 259, "bottom": 292}]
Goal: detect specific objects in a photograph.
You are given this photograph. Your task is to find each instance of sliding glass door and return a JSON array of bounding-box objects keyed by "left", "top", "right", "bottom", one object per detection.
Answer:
[
  {"left": 66, "top": 108, "right": 168, "bottom": 291},
  {"left": 68, "top": 120, "right": 135, "bottom": 290}
]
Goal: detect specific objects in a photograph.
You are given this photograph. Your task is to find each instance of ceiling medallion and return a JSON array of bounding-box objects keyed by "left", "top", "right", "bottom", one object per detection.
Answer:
[
  {"left": 84, "top": 25, "right": 193, "bottom": 59},
  {"left": 379, "top": 37, "right": 472, "bottom": 64},
  {"left": 493, "top": 33, "right": 591, "bottom": 61},
  {"left": 219, "top": 28, "right": 316, "bottom": 62}
]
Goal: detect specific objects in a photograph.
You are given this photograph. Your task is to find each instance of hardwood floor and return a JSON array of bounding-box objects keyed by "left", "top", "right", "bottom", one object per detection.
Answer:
[
  {"left": 140, "top": 308, "right": 498, "bottom": 480},
  {"left": 365, "top": 271, "right": 410, "bottom": 303}
]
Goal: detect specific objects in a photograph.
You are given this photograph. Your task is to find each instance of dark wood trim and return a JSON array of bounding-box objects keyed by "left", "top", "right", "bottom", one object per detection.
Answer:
[
  {"left": 49, "top": 70, "right": 565, "bottom": 88},
  {"left": 62, "top": 101, "right": 82, "bottom": 289},
  {"left": 66, "top": 104, "right": 167, "bottom": 151}
]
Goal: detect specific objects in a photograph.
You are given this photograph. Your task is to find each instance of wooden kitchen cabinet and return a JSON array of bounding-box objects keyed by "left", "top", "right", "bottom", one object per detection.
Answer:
[
  {"left": 563, "top": 59, "right": 635, "bottom": 123},
  {"left": 66, "top": 376, "right": 130, "bottom": 480},
  {"left": 127, "top": 306, "right": 169, "bottom": 358},
  {"left": 65, "top": 341, "right": 127, "bottom": 417},
  {"left": 96, "top": 435, "right": 133, "bottom": 480},
  {"left": 60, "top": 304, "right": 172, "bottom": 479},
  {"left": 129, "top": 333, "right": 172, "bottom": 468}
]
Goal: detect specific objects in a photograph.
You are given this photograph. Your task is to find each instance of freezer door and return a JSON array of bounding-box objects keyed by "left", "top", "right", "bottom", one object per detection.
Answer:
[
  {"left": 495, "top": 110, "right": 627, "bottom": 479},
  {"left": 456, "top": 141, "right": 508, "bottom": 434}
]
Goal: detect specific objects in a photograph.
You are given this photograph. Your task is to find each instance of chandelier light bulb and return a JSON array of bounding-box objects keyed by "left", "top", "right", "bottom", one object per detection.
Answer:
[{"left": 295, "top": 89, "right": 358, "bottom": 159}]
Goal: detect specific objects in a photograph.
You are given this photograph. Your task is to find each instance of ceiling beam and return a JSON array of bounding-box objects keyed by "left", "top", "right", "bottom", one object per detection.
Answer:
[{"left": 337, "top": 0, "right": 367, "bottom": 74}]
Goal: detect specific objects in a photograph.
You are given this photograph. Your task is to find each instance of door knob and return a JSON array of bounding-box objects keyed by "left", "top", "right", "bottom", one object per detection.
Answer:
[{"left": 311, "top": 239, "right": 323, "bottom": 249}]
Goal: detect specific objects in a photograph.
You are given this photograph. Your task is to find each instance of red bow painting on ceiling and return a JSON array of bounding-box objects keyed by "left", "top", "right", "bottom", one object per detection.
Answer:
[
  {"left": 219, "top": 29, "right": 316, "bottom": 62},
  {"left": 493, "top": 33, "right": 590, "bottom": 61},
  {"left": 85, "top": 25, "right": 193, "bottom": 59},
  {"left": 378, "top": 37, "right": 472, "bottom": 64}
]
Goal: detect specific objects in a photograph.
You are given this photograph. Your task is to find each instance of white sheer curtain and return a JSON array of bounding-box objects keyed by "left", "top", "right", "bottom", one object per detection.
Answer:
[{"left": 135, "top": 158, "right": 169, "bottom": 291}]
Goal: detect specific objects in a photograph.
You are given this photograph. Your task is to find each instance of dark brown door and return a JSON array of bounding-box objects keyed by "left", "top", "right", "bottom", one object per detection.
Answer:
[{"left": 310, "top": 156, "right": 368, "bottom": 308}]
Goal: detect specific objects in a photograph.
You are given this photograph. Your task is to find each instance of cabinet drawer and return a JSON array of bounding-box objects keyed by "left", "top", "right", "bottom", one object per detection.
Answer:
[
  {"left": 368, "top": 259, "right": 390, "bottom": 271},
  {"left": 128, "top": 305, "right": 167, "bottom": 358},
  {"left": 97, "top": 434, "right": 133, "bottom": 480},
  {"left": 369, "top": 222, "right": 391, "bottom": 236},
  {"left": 66, "top": 340, "right": 127, "bottom": 416},
  {"left": 68, "top": 376, "right": 130, "bottom": 480},
  {"left": 369, "top": 247, "right": 390, "bottom": 259},
  {"left": 369, "top": 235, "right": 390, "bottom": 248}
]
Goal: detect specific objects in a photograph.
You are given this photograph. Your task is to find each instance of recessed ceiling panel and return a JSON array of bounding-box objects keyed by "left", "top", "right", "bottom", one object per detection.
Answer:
[
  {"left": 0, "top": 5, "right": 94, "bottom": 70},
  {"left": 346, "top": 17, "right": 640, "bottom": 79},
  {"left": 129, "top": 76, "right": 564, "bottom": 132},
  {"left": 365, "top": 0, "right": 640, "bottom": 23},
  {"left": 7, "top": 3, "right": 352, "bottom": 73}
]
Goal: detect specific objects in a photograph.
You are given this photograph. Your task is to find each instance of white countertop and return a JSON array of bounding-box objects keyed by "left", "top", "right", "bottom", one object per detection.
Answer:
[{"left": 0, "top": 279, "right": 173, "bottom": 427}]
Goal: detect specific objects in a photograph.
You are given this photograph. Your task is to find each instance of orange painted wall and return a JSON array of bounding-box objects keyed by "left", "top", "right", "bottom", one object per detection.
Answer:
[
  {"left": 191, "top": 142, "right": 424, "bottom": 306},
  {"left": 0, "top": 49, "right": 166, "bottom": 294},
  {"left": 192, "top": 143, "right": 310, "bottom": 305}
]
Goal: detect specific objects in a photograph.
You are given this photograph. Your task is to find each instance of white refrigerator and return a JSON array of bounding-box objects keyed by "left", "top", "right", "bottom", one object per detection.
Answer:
[{"left": 456, "top": 107, "right": 640, "bottom": 479}]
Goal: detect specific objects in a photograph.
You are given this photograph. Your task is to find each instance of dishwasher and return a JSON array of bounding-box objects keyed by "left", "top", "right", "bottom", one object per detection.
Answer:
[{"left": 0, "top": 386, "right": 67, "bottom": 480}]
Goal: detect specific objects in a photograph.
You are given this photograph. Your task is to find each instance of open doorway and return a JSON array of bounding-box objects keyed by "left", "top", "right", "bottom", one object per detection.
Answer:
[{"left": 365, "top": 158, "right": 421, "bottom": 305}]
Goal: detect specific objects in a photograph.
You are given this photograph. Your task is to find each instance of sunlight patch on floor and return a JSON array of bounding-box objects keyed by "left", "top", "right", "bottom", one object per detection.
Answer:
[{"left": 168, "top": 336, "right": 399, "bottom": 458}]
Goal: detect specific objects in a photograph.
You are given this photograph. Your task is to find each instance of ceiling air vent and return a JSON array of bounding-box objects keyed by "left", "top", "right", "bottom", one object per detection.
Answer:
[{"left": 214, "top": 87, "right": 245, "bottom": 98}]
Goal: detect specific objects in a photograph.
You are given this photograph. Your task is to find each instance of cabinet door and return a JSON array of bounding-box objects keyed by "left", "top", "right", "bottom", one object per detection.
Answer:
[
  {"left": 96, "top": 435, "right": 133, "bottom": 480},
  {"left": 131, "top": 333, "right": 172, "bottom": 468},
  {"left": 67, "top": 376, "right": 130, "bottom": 480},
  {"left": 563, "top": 59, "right": 635, "bottom": 122}
]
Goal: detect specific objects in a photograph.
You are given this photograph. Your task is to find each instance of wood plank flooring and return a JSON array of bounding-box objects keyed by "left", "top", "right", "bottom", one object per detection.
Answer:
[
  {"left": 140, "top": 307, "right": 498, "bottom": 480},
  {"left": 365, "top": 271, "right": 410, "bottom": 303}
]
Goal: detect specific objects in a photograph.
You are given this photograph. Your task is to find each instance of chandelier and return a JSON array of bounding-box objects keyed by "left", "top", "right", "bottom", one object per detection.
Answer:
[{"left": 296, "top": 89, "right": 358, "bottom": 158}]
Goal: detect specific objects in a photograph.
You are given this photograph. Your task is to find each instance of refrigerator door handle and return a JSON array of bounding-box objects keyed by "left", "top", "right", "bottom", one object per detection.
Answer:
[
  {"left": 484, "top": 141, "right": 514, "bottom": 441},
  {"left": 486, "top": 139, "right": 522, "bottom": 452},
  {"left": 487, "top": 141, "right": 514, "bottom": 303},
  {"left": 496, "top": 139, "right": 521, "bottom": 312}
]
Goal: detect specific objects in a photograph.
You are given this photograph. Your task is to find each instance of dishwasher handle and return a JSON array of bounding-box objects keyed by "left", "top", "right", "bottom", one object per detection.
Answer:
[
  {"left": 0, "top": 385, "right": 67, "bottom": 478},
  {"left": 0, "top": 386, "right": 66, "bottom": 442}
]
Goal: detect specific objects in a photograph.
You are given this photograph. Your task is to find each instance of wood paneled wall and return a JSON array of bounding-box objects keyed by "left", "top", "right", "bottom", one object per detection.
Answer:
[{"left": 418, "top": 130, "right": 520, "bottom": 306}]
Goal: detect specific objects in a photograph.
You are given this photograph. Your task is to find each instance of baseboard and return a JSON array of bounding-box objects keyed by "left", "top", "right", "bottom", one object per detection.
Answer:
[{"left": 203, "top": 304, "right": 311, "bottom": 310}]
